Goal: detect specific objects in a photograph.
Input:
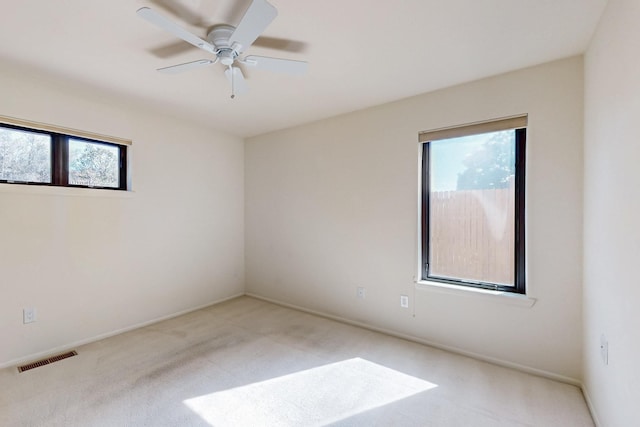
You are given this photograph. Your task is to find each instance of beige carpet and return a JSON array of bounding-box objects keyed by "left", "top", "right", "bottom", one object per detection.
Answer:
[{"left": 0, "top": 296, "right": 594, "bottom": 426}]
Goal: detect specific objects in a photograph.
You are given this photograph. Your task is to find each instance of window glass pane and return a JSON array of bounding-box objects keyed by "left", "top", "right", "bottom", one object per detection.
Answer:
[
  {"left": 429, "top": 130, "right": 515, "bottom": 286},
  {"left": 68, "top": 139, "right": 119, "bottom": 188},
  {"left": 0, "top": 126, "right": 52, "bottom": 183}
]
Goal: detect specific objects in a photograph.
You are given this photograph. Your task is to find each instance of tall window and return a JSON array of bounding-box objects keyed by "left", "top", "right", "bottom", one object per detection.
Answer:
[
  {"left": 0, "top": 120, "right": 128, "bottom": 190},
  {"left": 420, "top": 116, "right": 526, "bottom": 293}
]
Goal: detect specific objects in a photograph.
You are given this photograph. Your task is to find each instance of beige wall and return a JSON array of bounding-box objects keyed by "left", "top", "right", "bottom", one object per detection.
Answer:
[
  {"left": 0, "top": 50, "right": 594, "bottom": 391},
  {"left": 584, "top": 0, "right": 640, "bottom": 425},
  {"left": 0, "top": 64, "right": 245, "bottom": 367},
  {"left": 246, "top": 56, "right": 585, "bottom": 381}
]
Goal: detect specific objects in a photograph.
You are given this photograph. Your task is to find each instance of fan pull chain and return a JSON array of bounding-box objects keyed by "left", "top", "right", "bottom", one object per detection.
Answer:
[{"left": 230, "top": 66, "right": 236, "bottom": 99}]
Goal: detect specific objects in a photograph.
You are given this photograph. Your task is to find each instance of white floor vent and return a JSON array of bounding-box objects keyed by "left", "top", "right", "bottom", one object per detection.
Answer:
[{"left": 18, "top": 351, "right": 78, "bottom": 373}]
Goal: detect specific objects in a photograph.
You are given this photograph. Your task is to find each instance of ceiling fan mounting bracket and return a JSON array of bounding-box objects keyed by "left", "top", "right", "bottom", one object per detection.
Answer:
[{"left": 207, "top": 24, "right": 235, "bottom": 50}]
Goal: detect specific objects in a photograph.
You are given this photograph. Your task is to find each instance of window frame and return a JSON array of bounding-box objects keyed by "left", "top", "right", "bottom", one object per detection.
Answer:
[
  {"left": 0, "top": 122, "right": 128, "bottom": 191},
  {"left": 420, "top": 123, "right": 526, "bottom": 294}
]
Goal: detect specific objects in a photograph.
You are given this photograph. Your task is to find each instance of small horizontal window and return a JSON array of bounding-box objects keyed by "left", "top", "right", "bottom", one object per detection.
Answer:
[{"left": 0, "top": 123, "right": 127, "bottom": 190}]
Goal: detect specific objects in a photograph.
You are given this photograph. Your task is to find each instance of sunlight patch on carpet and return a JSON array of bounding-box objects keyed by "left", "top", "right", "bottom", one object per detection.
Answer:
[{"left": 183, "top": 357, "right": 437, "bottom": 426}]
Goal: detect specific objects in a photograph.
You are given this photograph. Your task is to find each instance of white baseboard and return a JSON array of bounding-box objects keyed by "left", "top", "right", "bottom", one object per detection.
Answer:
[
  {"left": 581, "top": 384, "right": 601, "bottom": 426},
  {"left": 0, "top": 292, "right": 244, "bottom": 370},
  {"left": 245, "top": 292, "right": 582, "bottom": 387},
  {"left": 4, "top": 291, "right": 599, "bottom": 425}
]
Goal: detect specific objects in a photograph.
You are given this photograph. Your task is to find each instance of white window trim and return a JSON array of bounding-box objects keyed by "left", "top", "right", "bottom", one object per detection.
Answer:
[
  {"left": 415, "top": 279, "right": 536, "bottom": 307},
  {"left": 0, "top": 182, "right": 134, "bottom": 198}
]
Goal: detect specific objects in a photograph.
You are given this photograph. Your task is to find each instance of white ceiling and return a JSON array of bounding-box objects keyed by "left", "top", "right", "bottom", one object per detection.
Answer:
[{"left": 0, "top": 0, "right": 607, "bottom": 137}]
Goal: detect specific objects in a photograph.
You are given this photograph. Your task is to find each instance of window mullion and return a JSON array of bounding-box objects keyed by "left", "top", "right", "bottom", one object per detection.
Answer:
[{"left": 52, "top": 134, "right": 69, "bottom": 186}]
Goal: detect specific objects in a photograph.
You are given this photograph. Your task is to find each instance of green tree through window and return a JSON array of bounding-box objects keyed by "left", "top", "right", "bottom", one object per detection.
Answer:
[
  {"left": 69, "top": 139, "right": 119, "bottom": 188},
  {"left": 0, "top": 127, "right": 51, "bottom": 183},
  {"left": 456, "top": 130, "right": 515, "bottom": 190}
]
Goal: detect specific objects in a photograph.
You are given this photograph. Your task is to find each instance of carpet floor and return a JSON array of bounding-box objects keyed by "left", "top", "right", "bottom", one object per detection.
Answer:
[{"left": 0, "top": 296, "right": 594, "bottom": 426}]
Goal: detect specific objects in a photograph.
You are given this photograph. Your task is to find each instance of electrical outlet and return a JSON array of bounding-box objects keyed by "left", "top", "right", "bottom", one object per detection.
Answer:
[
  {"left": 23, "top": 307, "right": 37, "bottom": 324},
  {"left": 357, "top": 287, "right": 365, "bottom": 299},
  {"left": 600, "top": 334, "right": 608, "bottom": 365},
  {"left": 400, "top": 295, "right": 409, "bottom": 308}
]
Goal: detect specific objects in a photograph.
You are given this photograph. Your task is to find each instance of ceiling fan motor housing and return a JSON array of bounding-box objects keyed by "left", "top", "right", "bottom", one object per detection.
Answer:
[{"left": 207, "top": 24, "right": 239, "bottom": 65}]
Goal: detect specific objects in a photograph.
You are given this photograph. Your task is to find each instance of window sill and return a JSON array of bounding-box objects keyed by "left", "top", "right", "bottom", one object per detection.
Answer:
[
  {"left": 0, "top": 182, "right": 134, "bottom": 198},
  {"left": 415, "top": 280, "right": 536, "bottom": 308}
]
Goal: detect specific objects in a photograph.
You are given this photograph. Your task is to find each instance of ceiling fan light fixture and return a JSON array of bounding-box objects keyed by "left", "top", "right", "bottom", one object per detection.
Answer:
[{"left": 220, "top": 55, "right": 235, "bottom": 66}]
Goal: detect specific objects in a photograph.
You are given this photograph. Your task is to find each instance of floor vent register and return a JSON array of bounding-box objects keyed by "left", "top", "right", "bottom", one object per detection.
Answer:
[{"left": 18, "top": 351, "right": 78, "bottom": 373}]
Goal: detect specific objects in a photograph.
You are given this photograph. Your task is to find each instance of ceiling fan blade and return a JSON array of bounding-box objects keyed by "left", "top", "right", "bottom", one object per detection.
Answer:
[
  {"left": 229, "top": 0, "right": 277, "bottom": 53},
  {"left": 148, "top": 0, "right": 207, "bottom": 27},
  {"left": 137, "top": 7, "right": 215, "bottom": 54},
  {"left": 158, "top": 59, "right": 215, "bottom": 74},
  {"left": 243, "top": 55, "right": 308, "bottom": 75},
  {"left": 224, "top": 66, "right": 249, "bottom": 96},
  {"left": 252, "top": 36, "right": 308, "bottom": 54},
  {"left": 149, "top": 40, "right": 193, "bottom": 59}
]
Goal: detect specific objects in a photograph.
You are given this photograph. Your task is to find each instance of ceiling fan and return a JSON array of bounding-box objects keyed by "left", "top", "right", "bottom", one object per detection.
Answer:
[{"left": 137, "top": 0, "right": 308, "bottom": 98}]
